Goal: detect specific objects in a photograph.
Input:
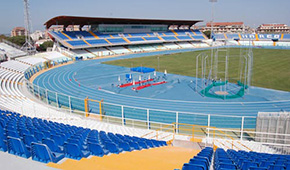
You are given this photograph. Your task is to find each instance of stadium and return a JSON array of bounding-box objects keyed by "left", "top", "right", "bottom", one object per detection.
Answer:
[{"left": 0, "top": 0, "right": 290, "bottom": 170}]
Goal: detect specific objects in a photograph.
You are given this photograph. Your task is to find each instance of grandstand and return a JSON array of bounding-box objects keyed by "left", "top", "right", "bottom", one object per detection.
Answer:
[
  {"left": 214, "top": 33, "right": 290, "bottom": 47},
  {"left": 0, "top": 13, "right": 289, "bottom": 170},
  {"left": 0, "top": 42, "right": 27, "bottom": 60}
]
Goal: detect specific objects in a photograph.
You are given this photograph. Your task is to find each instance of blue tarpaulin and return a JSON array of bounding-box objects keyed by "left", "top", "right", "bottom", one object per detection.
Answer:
[{"left": 130, "top": 67, "right": 155, "bottom": 73}]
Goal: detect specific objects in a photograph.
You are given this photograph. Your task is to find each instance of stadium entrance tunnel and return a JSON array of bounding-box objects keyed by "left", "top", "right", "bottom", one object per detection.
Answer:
[{"left": 200, "top": 81, "right": 248, "bottom": 100}]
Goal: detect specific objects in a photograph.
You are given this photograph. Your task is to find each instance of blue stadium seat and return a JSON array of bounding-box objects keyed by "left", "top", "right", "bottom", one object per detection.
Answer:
[
  {"left": 269, "top": 165, "right": 286, "bottom": 170},
  {"left": 193, "top": 156, "right": 210, "bottom": 167},
  {"left": 285, "top": 163, "right": 290, "bottom": 170},
  {"left": 162, "top": 36, "right": 177, "bottom": 41},
  {"left": 18, "top": 128, "right": 30, "bottom": 136},
  {"left": 31, "top": 143, "right": 64, "bottom": 163},
  {"left": 67, "top": 138, "right": 87, "bottom": 150},
  {"left": 23, "top": 134, "right": 37, "bottom": 148},
  {"left": 104, "top": 142, "right": 123, "bottom": 154},
  {"left": 249, "top": 167, "right": 268, "bottom": 170},
  {"left": 128, "top": 141, "right": 141, "bottom": 150},
  {"left": 34, "top": 131, "right": 44, "bottom": 142},
  {"left": 275, "top": 160, "right": 287, "bottom": 166},
  {"left": 64, "top": 143, "right": 90, "bottom": 160},
  {"left": 86, "top": 39, "right": 109, "bottom": 45},
  {"left": 145, "top": 140, "right": 154, "bottom": 148},
  {"left": 192, "top": 36, "right": 205, "bottom": 40},
  {"left": 189, "top": 159, "right": 208, "bottom": 170},
  {"left": 106, "top": 38, "right": 127, "bottom": 44},
  {"left": 143, "top": 37, "right": 160, "bottom": 41},
  {"left": 216, "top": 163, "right": 237, "bottom": 170},
  {"left": 118, "top": 142, "right": 134, "bottom": 152},
  {"left": 127, "top": 37, "right": 145, "bottom": 42},
  {"left": 42, "top": 138, "right": 63, "bottom": 153},
  {"left": 7, "top": 136, "right": 31, "bottom": 158},
  {"left": 260, "top": 161, "right": 275, "bottom": 168},
  {"left": 50, "top": 134, "right": 65, "bottom": 146},
  {"left": 137, "top": 141, "right": 149, "bottom": 149},
  {"left": 67, "top": 40, "right": 88, "bottom": 47},
  {"left": 88, "top": 142, "right": 108, "bottom": 157},
  {"left": 241, "top": 161, "right": 258, "bottom": 170},
  {"left": 0, "top": 136, "right": 7, "bottom": 152},
  {"left": 6, "top": 130, "right": 20, "bottom": 138},
  {"left": 177, "top": 36, "right": 193, "bottom": 40},
  {"left": 182, "top": 163, "right": 205, "bottom": 170}
]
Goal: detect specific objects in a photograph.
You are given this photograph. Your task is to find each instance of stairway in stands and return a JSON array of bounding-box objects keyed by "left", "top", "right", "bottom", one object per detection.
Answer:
[{"left": 48, "top": 146, "right": 200, "bottom": 170}]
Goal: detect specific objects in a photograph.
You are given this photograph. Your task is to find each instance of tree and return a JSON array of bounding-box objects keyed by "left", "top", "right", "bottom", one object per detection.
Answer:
[
  {"left": 203, "top": 31, "right": 211, "bottom": 39},
  {"left": 0, "top": 34, "right": 7, "bottom": 41},
  {"left": 5, "top": 36, "right": 26, "bottom": 46},
  {"left": 38, "top": 41, "right": 54, "bottom": 51}
]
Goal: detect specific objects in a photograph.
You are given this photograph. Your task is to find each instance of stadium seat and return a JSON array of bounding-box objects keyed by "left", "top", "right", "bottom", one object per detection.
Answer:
[
  {"left": 249, "top": 167, "right": 268, "bottom": 170},
  {"left": 137, "top": 141, "right": 149, "bottom": 149},
  {"left": 34, "top": 131, "right": 44, "bottom": 142},
  {"left": 6, "top": 130, "right": 20, "bottom": 138},
  {"left": 193, "top": 156, "right": 210, "bottom": 166},
  {"left": 64, "top": 143, "right": 90, "bottom": 160},
  {"left": 7, "top": 136, "right": 31, "bottom": 158},
  {"left": 31, "top": 143, "right": 65, "bottom": 163},
  {"left": 0, "top": 136, "right": 7, "bottom": 152},
  {"left": 118, "top": 142, "right": 134, "bottom": 152},
  {"left": 144, "top": 140, "right": 154, "bottom": 148},
  {"left": 241, "top": 161, "right": 258, "bottom": 170},
  {"left": 189, "top": 159, "right": 208, "bottom": 170},
  {"left": 42, "top": 138, "right": 63, "bottom": 153},
  {"left": 182, "top": 163, "right": 205, "bottom": 170},
  {"left": 23, "top": 134, "right": 37, "bottom": 148},
  {"left": 260, "top": 161, "right": 275, "bottom": 168},
  {"left": 50, "top": 134, "right": 65, "bottom": 146},
  {"left": 104, "top": 142, "right": 123, "bottom": 154},
  {"left": 128, "top": 141, "right": 141, "bottom": 150},
  {"left": 216, "top": 163, "right": 237, "bottom": 170},
  {"left": 88, "top": 142, "right": 108, "bottom": 157},
  {"left": 269, "top": 165, "right": 286, "bottom": 170}
]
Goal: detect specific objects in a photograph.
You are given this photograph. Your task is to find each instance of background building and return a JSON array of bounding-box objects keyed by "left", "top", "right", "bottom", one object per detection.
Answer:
[
  {"left": 11, "top": 27, "right": 27, "bottom": 37},
  {"left": 257, "top": 24, "right": 290, "bottom": 33},
  {"left": 202, "top": 22, "right": 250, "bottom": 33}
]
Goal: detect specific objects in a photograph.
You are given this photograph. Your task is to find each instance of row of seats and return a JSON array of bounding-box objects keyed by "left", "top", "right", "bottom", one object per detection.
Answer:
[
  {"left": 182, "top": 147, "right": 214, "bottom": 170},
  {"left": 214, "top": 33, "right": 290, "bottom": 41},
  {"left": 50, "top": 30, "right": 206, "bottom": 48},
  {"left": 227, "top": 149, "right": 290, "bottom": 170},
  {"left": 0, "top": 110, "right": 167, "bottom": 163},
  {"left": 214, "top": 148, "right": 238, "bottom": 170},
  {"left": 65, "top": 35, "right": 204, "bottom": 47},
  {"left": 213, "top": 148, "right": 290, "bottom": 170},
  {"left": 53, "top": 30, "right": 204, "bottom": 40}
]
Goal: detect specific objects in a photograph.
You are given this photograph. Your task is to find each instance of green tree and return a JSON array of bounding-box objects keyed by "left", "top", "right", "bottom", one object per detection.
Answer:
[
  {"left": 0, "top": 34, "right": 7, "bottom": 41},
  {"left": 5, "top": 36, "right": 26, "bottom": 46},
  {"left": 38, "top": 41, "right": 54, "bottom": 51},
  {"left": 203, "top": 31, "right": 211, "bottom": 39}
]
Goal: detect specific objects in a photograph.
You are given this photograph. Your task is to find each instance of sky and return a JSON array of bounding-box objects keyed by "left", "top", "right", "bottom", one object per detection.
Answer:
[{"left": 0, "top": 0, "right": 289, "bottom": 34}]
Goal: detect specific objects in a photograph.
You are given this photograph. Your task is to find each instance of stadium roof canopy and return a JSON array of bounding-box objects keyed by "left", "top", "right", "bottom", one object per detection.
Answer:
[{"left": 44, "top": 16, "right": 202, "bottom": 29}]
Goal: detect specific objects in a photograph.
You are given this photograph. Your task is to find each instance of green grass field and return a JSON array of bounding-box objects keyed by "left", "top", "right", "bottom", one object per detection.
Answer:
[{"left": 103, "top": 48, "right": 290, "bottom": 92}]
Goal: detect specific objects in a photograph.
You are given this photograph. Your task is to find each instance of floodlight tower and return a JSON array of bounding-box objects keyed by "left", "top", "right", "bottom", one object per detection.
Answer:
[
  {"left": 209, "top": 0, "right": 217, "bottom": 80},
  {"left": 22, "top": 0, "right": 36, "bottom": 54},
  {"left": 209, "top": 0, "right": 217, "bottom": 44}
]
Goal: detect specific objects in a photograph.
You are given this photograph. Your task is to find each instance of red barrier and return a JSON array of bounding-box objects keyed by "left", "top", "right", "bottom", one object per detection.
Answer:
[
  {"left": 132, "top": 84, "right": 151, "bottom": 91},
  {"left": 119, "top": 78, "right": 154, "bottom": 88},
  {"left": 131, "top": 81, "right": 167, "bottom": 91}
]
